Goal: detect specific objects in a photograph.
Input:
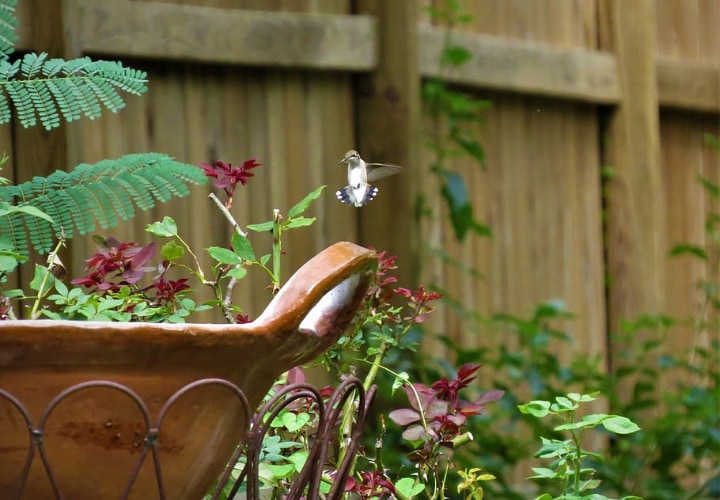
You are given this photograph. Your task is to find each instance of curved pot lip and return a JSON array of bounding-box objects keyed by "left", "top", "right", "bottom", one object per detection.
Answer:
[{"left": 0, "top": 241, "right": 378, "bottom": 347}]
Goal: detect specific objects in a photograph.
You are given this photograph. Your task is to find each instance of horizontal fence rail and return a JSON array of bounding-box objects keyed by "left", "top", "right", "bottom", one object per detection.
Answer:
[{"left": 14, "top": 0, "right": 720, "bottom": 112}]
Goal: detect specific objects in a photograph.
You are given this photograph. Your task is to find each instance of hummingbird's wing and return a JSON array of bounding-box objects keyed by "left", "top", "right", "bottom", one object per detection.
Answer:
[{"left": 365, "top": 163, "right": 402, "bottom": 182}]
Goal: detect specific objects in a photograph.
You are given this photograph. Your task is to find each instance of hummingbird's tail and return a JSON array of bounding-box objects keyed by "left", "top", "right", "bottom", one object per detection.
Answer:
[{"left": 335, "top": 185, "right": 379, "bottom": 207}]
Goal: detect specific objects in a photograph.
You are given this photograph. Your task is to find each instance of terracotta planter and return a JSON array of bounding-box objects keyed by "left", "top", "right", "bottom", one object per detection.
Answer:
[{"left": 0, "top": 242, "right": 377, "bottom": 499}]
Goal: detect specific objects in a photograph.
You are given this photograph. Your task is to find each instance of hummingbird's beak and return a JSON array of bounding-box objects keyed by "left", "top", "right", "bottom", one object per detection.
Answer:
[{"left": 337, "top": 158, "right": 348, "bottom": 166}]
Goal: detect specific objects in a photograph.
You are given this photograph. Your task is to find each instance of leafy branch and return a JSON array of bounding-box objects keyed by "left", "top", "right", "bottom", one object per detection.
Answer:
[{"left": 422, "top": 0, "right": 491, "bottom": 241}]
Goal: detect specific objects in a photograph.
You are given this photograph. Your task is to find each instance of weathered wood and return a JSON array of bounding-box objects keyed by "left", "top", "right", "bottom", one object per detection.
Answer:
[
  {"left": 69, "top": 0, "right": 376, "bottom": 71},
  {"left": 15, "top": 2, "right": 719, "bottom": 114},
  {"left": 599, "top": 0, "right": 666, "bottom": 332},
  {"left": 657, "top": 58, "right": 720, "bottom": 113},
  {"left": 418, "top": 24, "right": 621, "bottom": 104},
  {"left": 654, "top": 0, "right": 720, "bottom": 420},
  {"left": 353, "top": 0, "right": 422, "bottom": 286}
]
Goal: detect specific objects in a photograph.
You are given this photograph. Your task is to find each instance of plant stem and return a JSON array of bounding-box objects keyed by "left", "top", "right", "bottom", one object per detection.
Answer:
[
  {"left": 570, "top": 428, "right": 583, "bottom": 495},
  {"left": 29, "top": 238, "right": 64, "bottom": 319},
  {"left": 362, "top": 342, "right": 391, "bottom": 391},
  {"left": 208, "top": 192, "right": 248, "bottom": 237},
  {"left": 271, "top": 208, "right": 282, "bottom": 293},
  {"left": 221, "top": 276, "right": 238, "bottom": 323}
]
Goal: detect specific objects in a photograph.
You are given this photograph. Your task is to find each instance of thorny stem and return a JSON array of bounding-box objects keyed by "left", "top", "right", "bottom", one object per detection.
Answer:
[
  {"left": 222, "top": 276, "right": 239, "bottom": 323},
  {"left": 208, "top": 192, "right": 253, "bottom": 320},
  {"left": 209, "top": 192, "right": 248, "bottom": 238}
]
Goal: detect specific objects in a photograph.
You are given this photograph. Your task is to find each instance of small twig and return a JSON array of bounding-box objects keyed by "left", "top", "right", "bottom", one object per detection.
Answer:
[{"left": 209, "top": 192, "right": 248, "bottom": 237}]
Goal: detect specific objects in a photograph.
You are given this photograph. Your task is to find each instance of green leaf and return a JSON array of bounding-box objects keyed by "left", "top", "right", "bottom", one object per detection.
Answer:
[
  {"left": 53, "top": 278, "right": 68, "bottom": 296},
  {"left": 0, "top": 253, "right": 21, "bottom": 273},
  {"left": 287, "top": 449, "right": 309, "bottom": 472},
  {"left": 528, "top": 467, "right": 559, "bottom": 479},
  {"left": 392, "top": 371, "right": 410, "bottom": 394},
  {"left": 284, "top": 216, "right": 315, "bottom": 229},
  {"left": 704, "top": 133, "right": 720, "bottom": 151},
  {"left": 247, "top": 221, "right": 273, "bottom": 232},
  {"left": 287, "top": 185, "right": 325, "bottom": 218},
  {"left": 555, "top": 420, "right": 596, "bottom": 431},
  {"left": 601, "top": 415, "right": 640, "bottom": 434},
  {"left": 260, "top": 254, "right": 271, "bottom": 266},
  {"left": 669, "top": 243, "right": 707, "bottom": 260},
  {"left": 441, "top": 45, "right": 473, "bottom": 66},
  {"left": 441, "top": 170, "right": 475, "bottom": 241},
  {"left": 146, "top": 216, "right": 177, "bottom": 237},
  {"left": 554, "top": 396, "right": 575, "bottom": 410},
  {"left": 226, "top": 267, "right": 247, "bottom": 280},
  {"left": 518, "top": 400, "right": 551, "bottom": 418},
  {"left": 452, "top": 131, "right": 485, "bottom": 163},
  {"left": 265, "top": 463, "right": 295, "bottom": 479},
  {"left": 0, "top": 203, "right": 54, "bottom": 223},
  {"left": 231, "top": 233, "right": 255, "bottom": 261},
  {"left": 161, "top": 240, "right": 184, "bottom": 261},
  {"left": 394, "top": 477, "right": 425, "bottom": 499},
  {"left": 207, "top": 246, "right": 242, "bottom": 265},
  {"left": 29, "top": 264, "right": 53, "bottom": 291},
  {"left": 699, "top": 175, "right": 720, "bottom": 199},
  {"left": 281, "top": 411, "right": 311, "bottom": 432}
]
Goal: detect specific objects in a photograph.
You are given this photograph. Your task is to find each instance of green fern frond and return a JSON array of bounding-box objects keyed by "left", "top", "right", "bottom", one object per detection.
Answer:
[
  {"left": 0, "top": 153, "right": 208, "bottom": 254},
  {"left": 0, "top": 54, "right": 148, "bottom": 130},
  {"left": 0, "top": 0, "right": 17, "bottom": 60}
]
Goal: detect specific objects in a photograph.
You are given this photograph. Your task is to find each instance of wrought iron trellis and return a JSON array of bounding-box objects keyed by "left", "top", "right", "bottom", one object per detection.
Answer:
[{"left": 0, "top": 377, "right": 376, "bottom": 499}]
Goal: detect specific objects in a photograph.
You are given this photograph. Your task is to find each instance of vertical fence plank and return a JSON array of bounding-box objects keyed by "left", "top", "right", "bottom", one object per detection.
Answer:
[
  {"left": 354, "top": 0, "right": 422, "bottom": 284},
  {"left": 599, "top": 0, "right": 666, "bottom": 338}
]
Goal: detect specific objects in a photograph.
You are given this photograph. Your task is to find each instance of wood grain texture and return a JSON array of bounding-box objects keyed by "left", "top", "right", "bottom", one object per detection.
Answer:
[
  {"left": 419, "top": 25, "right": 620, "bottom": 104},
  {"left": 655, "top": 0, "right": 720, "bottom": 398},
  {"left": 420, "top": 0, "right": 607, "bottom": 357},
  {"left": 354, "top": 0, "right": 422, "bottom": 287},
  {"left": 74, "top": 0, "right": 376, "bottom": 71},
  {"left": 657, "top": 58, "right": 720, "bottom": 112},
  {"left": 599, "top": 0, "right": 667, "bottom": 332},
  {"left": 13, "top": 2, "right": 718, "bottom": 112}
]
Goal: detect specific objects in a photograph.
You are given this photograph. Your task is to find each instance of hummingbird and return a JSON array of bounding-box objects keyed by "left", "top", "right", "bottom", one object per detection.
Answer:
[{"left": 335, "top": 150, "right": 402, "bottom": 207}]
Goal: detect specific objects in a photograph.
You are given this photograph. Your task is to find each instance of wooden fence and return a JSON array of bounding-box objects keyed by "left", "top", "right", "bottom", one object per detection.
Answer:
[{"left": 6, "top": 0, "right": 719, "bottom": 418}]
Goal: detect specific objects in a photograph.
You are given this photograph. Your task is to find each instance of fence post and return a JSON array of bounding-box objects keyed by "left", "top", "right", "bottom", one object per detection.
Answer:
[
  {"left": 598, "top": 1, "right": 666, "bottom": 346},
  {"left": 353, "top": 0, "right": 422, "bottom": 284}
]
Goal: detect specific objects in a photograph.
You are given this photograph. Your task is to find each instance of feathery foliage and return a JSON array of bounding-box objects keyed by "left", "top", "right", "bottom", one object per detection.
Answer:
[
  {"left": 0, "top": 153, "right": 208, "bottom": 255},
  {"left": 0, "top": 0, "right": 17, "bottom": 60},
  {"left": 0, "top": 0, "right": 147, "bottom": 130},
  {"left": 0, "top": 53, "right": 148, "bottom": 130}
]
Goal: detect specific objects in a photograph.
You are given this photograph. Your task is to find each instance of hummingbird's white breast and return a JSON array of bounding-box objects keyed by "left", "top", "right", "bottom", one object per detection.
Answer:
[{"left": 347, "top": 164, "right": 366, "bottom": 188}]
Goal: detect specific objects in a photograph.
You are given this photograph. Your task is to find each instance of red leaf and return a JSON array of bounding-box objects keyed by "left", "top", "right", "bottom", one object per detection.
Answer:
[{"left": 388, "top": 408, "right": 420, "bottom": 426}]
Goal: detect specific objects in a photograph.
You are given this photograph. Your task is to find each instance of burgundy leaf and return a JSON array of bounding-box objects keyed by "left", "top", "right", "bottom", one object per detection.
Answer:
[{"left": 388, "top": 408, "right": 421, "bottom": 426}]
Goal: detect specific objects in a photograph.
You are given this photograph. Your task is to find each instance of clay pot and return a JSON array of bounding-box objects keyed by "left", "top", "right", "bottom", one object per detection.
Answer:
[{"left": 0, "top": 242, "right": 377, "bottom": 499}]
